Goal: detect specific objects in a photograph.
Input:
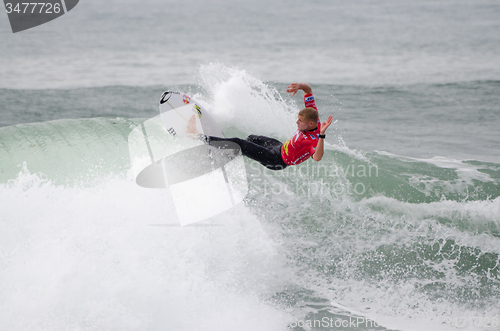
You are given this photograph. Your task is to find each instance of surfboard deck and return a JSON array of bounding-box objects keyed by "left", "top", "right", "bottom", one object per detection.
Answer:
[{"left": 159, "top": 91, "right": 225, "bottom": 139}]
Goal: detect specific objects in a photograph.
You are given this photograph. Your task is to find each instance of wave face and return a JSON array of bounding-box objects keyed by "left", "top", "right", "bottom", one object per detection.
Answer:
[
  {"left": 0, "top": 117, "right": 140, "bottom": 185},
  {"left": 1, "top": 65, "right": 499, "bottom": 330}
]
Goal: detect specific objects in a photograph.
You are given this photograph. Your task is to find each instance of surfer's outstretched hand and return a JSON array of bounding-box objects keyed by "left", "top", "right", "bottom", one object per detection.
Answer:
[
  {"left": 320, "top": 115, "right": 334, "bottom": 135},
  {"left": 287, "top": 83, "right": 312, "bottom": 96}
]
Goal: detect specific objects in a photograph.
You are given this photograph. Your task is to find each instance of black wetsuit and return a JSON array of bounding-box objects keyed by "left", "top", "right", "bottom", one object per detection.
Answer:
[{"left": 208, "top": 135, "right": 288, "bottom": 171}]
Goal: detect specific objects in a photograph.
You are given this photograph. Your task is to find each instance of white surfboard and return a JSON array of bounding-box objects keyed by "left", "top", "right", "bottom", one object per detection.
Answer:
[{"left": 158, "top": 91, "right": 224, "bottom": 139}]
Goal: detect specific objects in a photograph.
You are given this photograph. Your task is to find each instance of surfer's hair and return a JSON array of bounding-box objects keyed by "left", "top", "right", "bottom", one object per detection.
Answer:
[{"left": 299, "top": 107, "right": 318, "bottom": 123}]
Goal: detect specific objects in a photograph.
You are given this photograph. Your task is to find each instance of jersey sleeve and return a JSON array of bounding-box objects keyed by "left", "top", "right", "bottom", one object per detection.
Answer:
[
  {"left": 304, "top": 93, "right": 317, "bottom": 111},
  {"left": 310, "top": 144, "right": 317, "bottom": 156}
]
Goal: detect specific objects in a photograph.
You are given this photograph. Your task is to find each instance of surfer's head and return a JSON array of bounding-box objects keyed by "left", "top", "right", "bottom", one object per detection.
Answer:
[{"left": 297, "top": 107, "right": 318, "bottom": 131}]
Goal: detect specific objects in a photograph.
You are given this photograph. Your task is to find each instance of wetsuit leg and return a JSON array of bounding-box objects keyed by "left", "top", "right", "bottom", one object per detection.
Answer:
[
  {"left": 246, "top": 135, "right": 283, "bottom": 148},
  {"left": 208, "top": 136, "right": 287, "bottom": 171}
]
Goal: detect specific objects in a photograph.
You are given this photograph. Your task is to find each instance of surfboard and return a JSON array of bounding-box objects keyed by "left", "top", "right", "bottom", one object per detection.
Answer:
[{"left": 158, "top": 91, "right": 224, "bottom": 139}]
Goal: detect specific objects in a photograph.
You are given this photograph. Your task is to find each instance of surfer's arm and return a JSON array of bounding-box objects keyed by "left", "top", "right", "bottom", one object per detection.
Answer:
[
  {"left": 287, "top": 83, "right": 317, "bottom": 113},
  {"left": 312, "top": 115, "right": 333, "bottom": 161},
  {"left": 286, "top": 83, "right": 312, "bottom": 96}
]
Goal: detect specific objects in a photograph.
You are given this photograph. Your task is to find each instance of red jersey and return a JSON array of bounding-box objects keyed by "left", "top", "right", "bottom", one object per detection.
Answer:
[{"left": 280, "top": 93, "right": 321, "bottom": 165}]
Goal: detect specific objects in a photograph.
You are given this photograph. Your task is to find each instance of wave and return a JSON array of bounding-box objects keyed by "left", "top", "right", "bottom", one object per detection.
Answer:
[
  {"left": 2, "top": 116, "right": 498, "bottom": 201},
  {"left": 2, "top": 65, "right": 499, "bottom": 330},
  {"left": 0, "top": 117, "right": 141, "bottom": 185}
]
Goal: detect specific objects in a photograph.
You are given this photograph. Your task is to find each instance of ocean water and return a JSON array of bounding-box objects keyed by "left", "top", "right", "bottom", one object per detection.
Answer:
[{"left": 1, "top": 1, "right": 499, "bottom": 330}]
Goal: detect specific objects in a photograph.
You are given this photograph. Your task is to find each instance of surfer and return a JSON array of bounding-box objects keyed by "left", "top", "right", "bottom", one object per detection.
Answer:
[{"left": 203, "top": 83, "right": 334, "bottom": 170}]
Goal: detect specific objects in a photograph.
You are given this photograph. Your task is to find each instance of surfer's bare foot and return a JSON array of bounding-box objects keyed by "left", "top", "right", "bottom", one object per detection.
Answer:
[{"left": 199, "top": 134, "right": 210, "bottom": 145}]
